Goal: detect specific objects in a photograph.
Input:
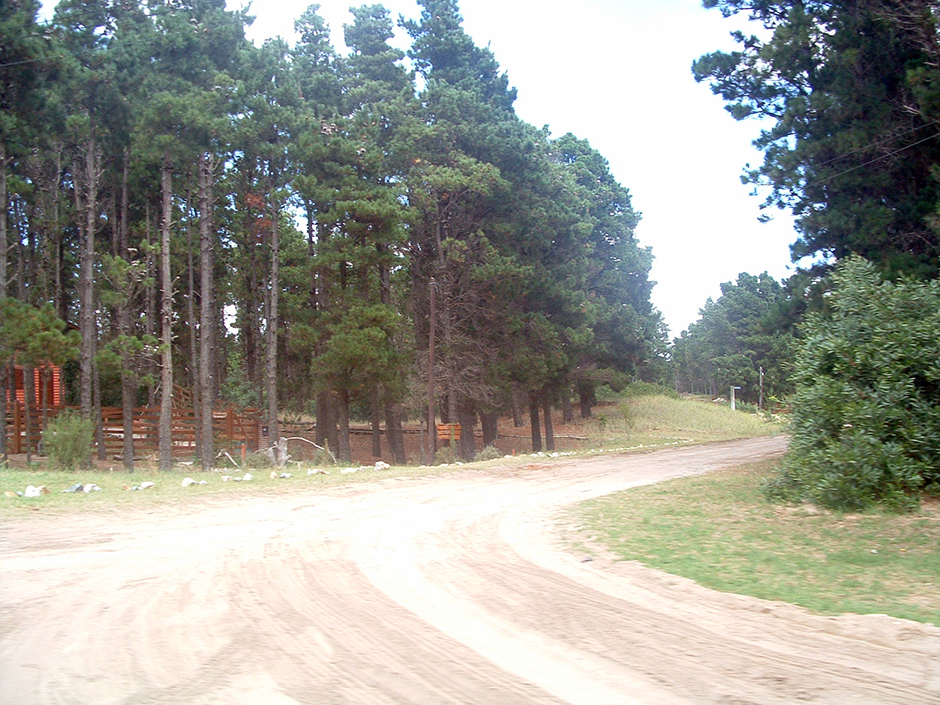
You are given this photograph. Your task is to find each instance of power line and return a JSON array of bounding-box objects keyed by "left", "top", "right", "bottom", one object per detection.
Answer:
[
  {"left": 809, "top": 120, "right": 940, "bottom": 170},
  {"left": 805, "top": 130, "right": 940, "bottom": 188}
]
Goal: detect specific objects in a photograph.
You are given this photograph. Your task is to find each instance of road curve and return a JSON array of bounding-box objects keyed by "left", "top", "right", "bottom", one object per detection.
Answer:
[{"left": 1, "top": 436, "right": 938, "bottom": 704}]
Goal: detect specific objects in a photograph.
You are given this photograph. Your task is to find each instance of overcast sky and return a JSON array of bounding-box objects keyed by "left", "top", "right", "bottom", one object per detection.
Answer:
[{"left": 228, "top": 0, "right": 798, "bottom": 335}]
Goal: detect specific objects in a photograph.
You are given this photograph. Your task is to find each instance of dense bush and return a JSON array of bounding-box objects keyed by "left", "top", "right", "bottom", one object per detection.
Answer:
[
  {"left": 474, "top": 445, "right": 502, "bottom": 462},
  {"left": 768, "top": 256, "right": 940, "bottom": 511},
  {"left": 43, "top": 411, "right": 95, "bottom": 471}
]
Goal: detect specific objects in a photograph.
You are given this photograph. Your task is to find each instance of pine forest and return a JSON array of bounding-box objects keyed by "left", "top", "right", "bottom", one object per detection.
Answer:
[{"left": 0, "top": 0, "right": 665, "bottom": 469}]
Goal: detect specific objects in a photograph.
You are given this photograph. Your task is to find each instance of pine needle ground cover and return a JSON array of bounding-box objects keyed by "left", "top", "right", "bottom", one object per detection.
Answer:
[{"left": 570, "top": 460, "right": 940, "bottom": 625}]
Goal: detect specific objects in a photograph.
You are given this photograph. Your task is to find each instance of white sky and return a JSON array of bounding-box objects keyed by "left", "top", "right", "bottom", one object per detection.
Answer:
[{"left": 232, "top": 0, "right": 799, "bottom": 336}]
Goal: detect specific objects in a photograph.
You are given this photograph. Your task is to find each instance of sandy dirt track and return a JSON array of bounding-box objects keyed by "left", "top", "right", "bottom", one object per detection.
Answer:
[{"left": 2, "top": 436, "right": 938, "bottom": 705}]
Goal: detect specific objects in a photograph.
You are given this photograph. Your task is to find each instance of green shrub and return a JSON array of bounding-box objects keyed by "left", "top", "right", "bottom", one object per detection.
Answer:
[
  {"left": 474, "top": 445, "right": 502, "bottom": 462},
  {"left": 434, "top": 446, "right": 456, "bottom": 464},
  {"left": 43, "top": 410, "right": 95, "bottom": 471},
  {"left": 769, "top": 256, "right": 940, "bottom": 511}
]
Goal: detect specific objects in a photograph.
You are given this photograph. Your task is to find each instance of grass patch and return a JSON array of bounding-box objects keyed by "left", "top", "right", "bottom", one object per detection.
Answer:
[
  {"left": 569, "top": 460, "right": 940, "bottom": 625},
  {"left": 1, "top": 394, "right": 783, "bottom": 516},
  {"left": 0, "top": 461, "right": 453, "bottom": 517},
  {"left": 583, "top": 395, "right": 780, "bottom": 451}
]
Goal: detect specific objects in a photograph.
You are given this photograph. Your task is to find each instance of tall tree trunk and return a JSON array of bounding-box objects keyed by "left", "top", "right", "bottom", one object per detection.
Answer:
[
  {"left": 159, "top": 154, "right": 174, "bottom": 471},
  {"left": 457, "top": 400, "right": 475, "bottom": 461},
  {"left": 562, "top": 388, "right": 573, "bottom": 424},
  {"left": 79, "top": 136, "right": 98, "bottom": 421},
  {"left": 186, "top": 206, "right": 199, "bottom": 452},
  {"left": 120, "top": 328, "right": 135, "bottom": 472},
  {"left": 512, "top": 388, "right": 523, "bottom": 427},
  {"left": 39, "top": 367, "right": 49, "bottom": 447},
  {"left": 265, "top": 202, "right": 280, "bottom": 456},
  {"left": 0, "top": 143, "right": 7, "bottom": 461},
  {"left": 337, "top": 389, "right": 351, "bottom": 464},
  {"left": 94, "top": 360, "right": 105, "bottom": 460},
  {"left": 481, "top": 411, "right": 498, "bottom": 447},
  {"left": 52, "top": 145, "right": 65, "bottom": 320},
  {"left": 145, "top": 203, "right": 157, "bottom": 408},
  {"left": 370, "top": 386, "right": 382, "bottom": 458},
  {"left": 542, "top": 396, "right": 555, "bottom": 452},
  {"left": 119, "top": 153, "right": 134, "bottom": 472},
  {"left": 198, "top": 153, "right": 215, "bottom": 472},
  {"left": 306, "top": 201, "right": 317, "bottom": 309},
  {"left": 579, "top": 382, "right": 595, "bottom": 419},
  {"left": 314, "top": 219, "right": 335, "bottom": 452},
  {"left": 529, "top": 396, "right": 542, "bottom": 452},
  {"left": 23, "top": 365, "right": 33, "bottom": 464},
  {"left": 384, "top": 398, "right": 405, "bottom": 465}
]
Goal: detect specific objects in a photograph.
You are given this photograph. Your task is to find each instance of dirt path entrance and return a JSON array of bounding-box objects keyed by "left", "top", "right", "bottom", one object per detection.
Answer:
[{"left": 1, "top": 436, "right": 937, "bottom": 704}]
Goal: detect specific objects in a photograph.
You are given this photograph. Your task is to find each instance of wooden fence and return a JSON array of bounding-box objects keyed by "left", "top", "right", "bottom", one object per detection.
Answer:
[{"left": 4, "top": 402, "right": 261, "bottom": 458}]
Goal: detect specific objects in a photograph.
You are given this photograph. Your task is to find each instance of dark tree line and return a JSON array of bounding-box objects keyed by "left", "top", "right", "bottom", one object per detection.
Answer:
[
  {"left": 694, "top": 0, "right": 940, "bottom": 507},
  {"left": 673, "top": 272, "right": 796, "bottom": 406},
  {"left": 695, "top": 0, "right": 940, "bottom": 279},
  {"left": 0, "top": 0, "right": 663, "bottom": 467},
  {"left": 680, "top": 0, "right": 940, "bottom": 407}
]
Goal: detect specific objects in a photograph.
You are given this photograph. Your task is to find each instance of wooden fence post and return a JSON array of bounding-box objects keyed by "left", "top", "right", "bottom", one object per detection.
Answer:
[
  {"left": 12, "top": 401, "right": 22, "bottom": 455},
  {"left": 226, "top": 407, "right": 235, "bottom": 446}
]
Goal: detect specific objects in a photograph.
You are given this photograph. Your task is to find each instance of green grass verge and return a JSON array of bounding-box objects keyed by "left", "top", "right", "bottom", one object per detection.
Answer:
[
  {"left": 582, "top": 395, "right": 780, "bottom": 451},
  {"left": 0, "top": 461, "right": 454, "bottom": 517},
  {"left": 1, "top": 395, "right": 784, "bottom": 516},
  {"left": 569, "top": 459, "right": 940, "bottom": 625}
]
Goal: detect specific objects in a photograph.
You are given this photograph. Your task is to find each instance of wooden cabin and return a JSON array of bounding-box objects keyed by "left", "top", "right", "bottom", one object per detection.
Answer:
[{"left": 6, "top": 364, "right": 63, "bottom": 408}]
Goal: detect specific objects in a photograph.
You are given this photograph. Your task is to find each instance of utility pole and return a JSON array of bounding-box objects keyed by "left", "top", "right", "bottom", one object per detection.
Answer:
[
  {"left": 759, "top": 366, "right": 764, "bottom": 411},
  {"left": 731, "top": 386, "right": 741, "bottom": 411}
]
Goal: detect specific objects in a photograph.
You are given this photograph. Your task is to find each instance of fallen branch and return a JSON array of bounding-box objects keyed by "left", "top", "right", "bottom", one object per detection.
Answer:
[
  {"left": 283, "top": 436, "right": 338, "bottom": 465},
  {"left": 215, "top": 450, "right": 240, "bottom": 468}
]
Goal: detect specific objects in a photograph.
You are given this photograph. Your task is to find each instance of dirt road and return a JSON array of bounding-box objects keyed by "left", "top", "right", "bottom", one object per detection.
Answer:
[{"left": 2, "top": 436, "right": 938, "bottom": 704}]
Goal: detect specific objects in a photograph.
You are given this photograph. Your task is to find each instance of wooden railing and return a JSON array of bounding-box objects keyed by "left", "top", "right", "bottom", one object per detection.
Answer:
[{"left": 4, "top": 403, "right": 261, "bottom": 458}]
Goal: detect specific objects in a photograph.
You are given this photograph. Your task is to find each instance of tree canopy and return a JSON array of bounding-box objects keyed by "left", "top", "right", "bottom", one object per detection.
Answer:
[{"left": 694, "top": 0, "right": 940, "bottom": 278}]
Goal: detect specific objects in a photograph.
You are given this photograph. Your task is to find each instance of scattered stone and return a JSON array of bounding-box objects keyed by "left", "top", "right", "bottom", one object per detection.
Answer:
[
  {"left": 242, "top": 473, "right": 253, "bottom": 481},
  {"left": 221, "top": 475, "right": 233, "bottom": 482},
  {"left": 181, "top": 477, "right": 197, "bottom": 487},
  {"left": 24, "top": 485, "right": 42, "bottom": 498},
  {"left": 341, "top": 467, "right": 358, "bottom": 474},
  {"left": 276, "top": 472, "right": 292, "bottom": 479},
  {"left": 63, "top": 484, "right": 84, "bottom": 493},
  {"left": 375, "top": 461, "right": 391, "bottom": 471},
  {"left": 307, "top": 468, "right": 328, "bottom": 475},
  {"left": 124, "top": 481, "right": 155, "bottom": 491},
  {"left": 82, "top": 484, "right": 101, "bottom": 492},
  {"left": 4, "top": 491, "right": 16, "bottom": 498}
]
